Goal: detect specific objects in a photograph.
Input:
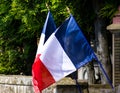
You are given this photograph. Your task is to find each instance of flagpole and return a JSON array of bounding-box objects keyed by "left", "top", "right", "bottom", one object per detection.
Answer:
[
  {"left": 93, "top": 54, "right": 114, "bottom": 89},
  {"left": 75, "top": 78, "right": 82, "bottom": 93},
  {"left": 97, "top": 59, "right": 114, "bottom": 89}
]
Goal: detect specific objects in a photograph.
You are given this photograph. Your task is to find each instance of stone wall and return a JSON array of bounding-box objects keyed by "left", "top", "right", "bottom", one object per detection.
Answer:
[
  {"left": 0, "top": 75, "right": 33, "bottom": 93},
  {"left": 0, "top": 75, "right": 119, "bottom": 93}
]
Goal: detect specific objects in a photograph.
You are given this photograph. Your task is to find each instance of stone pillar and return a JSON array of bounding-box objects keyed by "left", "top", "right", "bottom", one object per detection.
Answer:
[{"left": 107, "top": 6, "right": 120, "bottom": 87}]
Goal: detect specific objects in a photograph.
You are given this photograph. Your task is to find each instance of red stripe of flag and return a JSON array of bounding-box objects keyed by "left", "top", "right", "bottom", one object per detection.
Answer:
[{"left": 32, "top": 54, "right": 55, "bottom": 92}]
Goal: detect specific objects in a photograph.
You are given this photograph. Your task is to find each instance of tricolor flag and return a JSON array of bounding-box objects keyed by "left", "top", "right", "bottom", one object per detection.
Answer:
[
  {"left": 33, "top": 14, "right": 97, "bottom": 92},
  {"left": 32, "top": 13, "right": 113, "bottom": 93},
  {"left": 32, "top": 11, "right": 56, "bottom": 93}
]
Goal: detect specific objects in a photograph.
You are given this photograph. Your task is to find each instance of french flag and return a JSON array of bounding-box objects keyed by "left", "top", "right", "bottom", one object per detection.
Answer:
[
  {"left": 33, "top": 14, "right": 98, "bottom": 93},
  {"left": 32, "top": 11, "right": 56, "bottom": 93}
]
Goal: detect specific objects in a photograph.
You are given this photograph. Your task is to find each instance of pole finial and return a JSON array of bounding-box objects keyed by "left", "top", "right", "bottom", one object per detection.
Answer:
[
  {"left": 46, "top": 3, "right": 50, "bottom": 11},
  {"left": 66, "top": 6, "right": 71, "bottom": 14}
]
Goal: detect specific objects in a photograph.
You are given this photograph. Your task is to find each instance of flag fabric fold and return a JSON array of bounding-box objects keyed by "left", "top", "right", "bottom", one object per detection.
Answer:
[{"left": 32, "top": 11, "right": 56, "bottom": 93}]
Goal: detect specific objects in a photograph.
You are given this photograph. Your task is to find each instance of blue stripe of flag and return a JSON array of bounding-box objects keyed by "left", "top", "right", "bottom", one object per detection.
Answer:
[
  {"left": 42, "top": 11, "right": 56, "bottom": 43},
  {"left": 55, "top": 14, "right": 96, "bottom": 69}
]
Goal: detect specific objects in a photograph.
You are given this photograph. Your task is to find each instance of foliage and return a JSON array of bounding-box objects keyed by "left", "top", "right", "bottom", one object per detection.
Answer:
[
  {"left": 0, "top": 0, "right": 69, "bottom": 75},
  {"left": 0, "top": 0, "right": 43, "bottom": 74},
  {"left": 99, "top": 0, "right": 120, "bottom": 21}
]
